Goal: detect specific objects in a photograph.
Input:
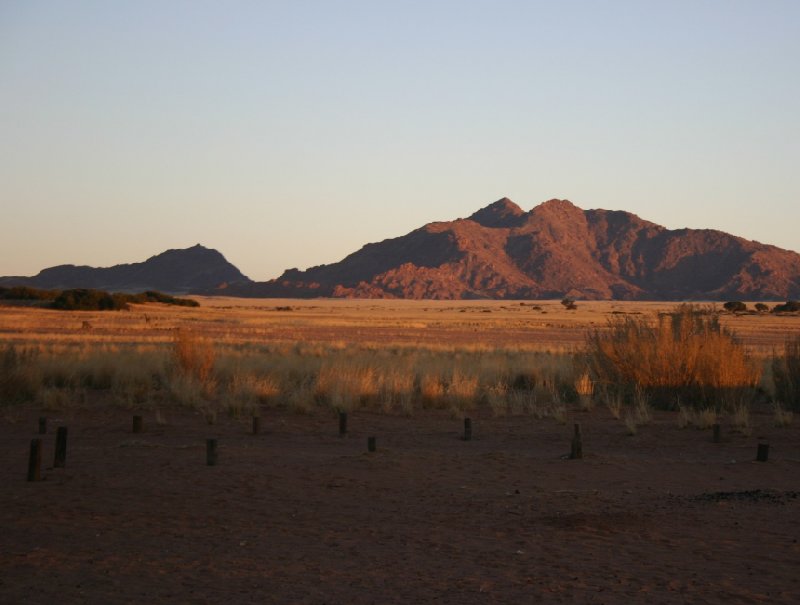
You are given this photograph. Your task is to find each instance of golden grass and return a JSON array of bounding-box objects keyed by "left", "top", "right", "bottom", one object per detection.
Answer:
[
  {"left": 1, "top": 298, "right": 796, "bottom": 415},
  {"left": 586, "top": 306, "right": 761, "bottom": 410}
]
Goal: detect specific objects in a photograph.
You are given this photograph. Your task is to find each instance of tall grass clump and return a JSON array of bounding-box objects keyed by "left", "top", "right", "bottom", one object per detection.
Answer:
[
  {"left": 586, "top": 305, "right": 760, "bottom": 410},
  {"left": 574, "top": 370, "right": 594, "bottom": 410},
  {"left": 0, "top": 345, "right": 40, "bottom": 404},
  {"left": 171, "top": 329, "right": 217, "bottom": 406},
  {"left": 772, "top": 336, "right": 800, "bottom": 411}
]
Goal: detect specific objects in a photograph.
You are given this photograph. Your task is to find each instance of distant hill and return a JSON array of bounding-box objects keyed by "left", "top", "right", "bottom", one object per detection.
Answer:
[
  {"left": 217, "top": 198, "right": 800, "bottom": 300},
  {"left": 0, "top": 244, "right": 249, "bottom": 295},
  {"left": 3, "top": 200, "right": 799, "bottom": 300}
]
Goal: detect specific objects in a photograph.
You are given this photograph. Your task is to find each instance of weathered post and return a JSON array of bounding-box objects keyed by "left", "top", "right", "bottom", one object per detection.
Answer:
[
  {"left": 570, "top": 423, "right": 583, "bottom": 460},
  {"left": 712, "top": 423, "right": 721, "bottom": 443},
  {"left": 207, "top": 439, "right": 218, "bottom": 466},
  {"left": 756, "top": 442, "right": 769, "bottom": 462},
  {"left": 368, "top": 436, "right": 376, "bottom": 452},
  {"left": 463, "top": 418, "right": 472, "bottom": 441},
  {"left": 28, "top": 439, "right": 42, "bottom": 482},
  {"left": 339, "top": 411, "right": 348, "bottom": 436},
  {"left": 54, "top": 427, "right": 68, "bottom": 468},
  {"left": 132, "top": 415, "right": 143, "bottom": 434},
  {"left": 38, "top": 417, "right": 47, "bottom": 435},
  {"left": 252, "top": 416, "right": 260, "bottom": 435}
]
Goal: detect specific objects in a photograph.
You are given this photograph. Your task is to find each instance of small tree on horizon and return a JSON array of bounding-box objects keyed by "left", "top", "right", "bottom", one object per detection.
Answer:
[{"left": 723, "top": 301, "right": 747, "bottom": 313}]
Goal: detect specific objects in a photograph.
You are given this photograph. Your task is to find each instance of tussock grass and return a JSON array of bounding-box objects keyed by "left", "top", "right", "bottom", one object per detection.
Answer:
[
  {"left": 772, "top": 336, "right": 800, "bottom": 411},
  {"left": 586, "top": 305, "right": 761, "bottom": 411},
  {"left": 1, "top": 335, "right": 579, "bottom": 416},
  {"left": 730, "top": 403, "right": 751, "bottom": 435},
  {"left": 678, "top": 406, "right": 718, "bottom": 429},
  {"left": 5, "top": 300, "right": 796, "bottom": 423},
  {"left": 574, "top": 370, "right": 594, "bottom": 410},
  {"left": 773, "top": 404, "right": 793, "bottom": 427}
]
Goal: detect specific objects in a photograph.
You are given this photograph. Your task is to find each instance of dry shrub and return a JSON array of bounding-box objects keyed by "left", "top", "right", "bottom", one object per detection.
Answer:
[
  {"left": 730, "top": 403, "right": 751, "bottom": 435},
  {"left": 586, "top": 305, "right": 760, "bottom": 410},
  {"left": 773, "top": 336, "right": 800, "bottom": 411},
  {"left": 314, "top": 364, "right": 379, "bottom": 409},
  {"left": 549, "top": 402, "right": 567, "bottom": 424},
  {"left": 0, "top": 345, "right": 40, "bottom": 404},
  {"left": 678, "top": 406, "right": 717, "bottom": 429},
  {"left": 447, "top": 369, "right": 479, "bottom": 410},
  {"left": 574, "top": 370, "right": 594, "bottom": 410},
  {"left": 603, "top": 391, "right": 623, "bottom": 419},
  {"left": 623, "top": 393, "right": 652, "bottom": 435},
  {"left": 419, "top": 372, "right": 446, "bottom": 407},
  {"left": 172, "top": 329, "right": 216, "bottom": 399},
  {"left": 485, "top": 381, "right": 510, "bottom": 415},
  {"left": 677, "top": 405, "right": 692, "bottom": 428},
  {"left": 380, "top": 369, "right": 415, "bottom": 414},
  {"left": 773, "top": 404, "right": 793, "bottom": 427}
]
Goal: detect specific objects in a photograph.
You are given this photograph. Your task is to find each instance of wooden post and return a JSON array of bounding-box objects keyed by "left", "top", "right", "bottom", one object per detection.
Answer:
[
  {"left": 339, "top": 411, "right": 348, "bottom": 436},
  {"left": 54, "top": 426, "right": 67, "bottom": 468},
  {"left": 132, "top": 415, "right": 143, "bottom": 434},
  {"left": 712, "top": 423, "right": 721, "bottom": 443},
  {"left": 463, "top": 418, "right": 472, "bottom": 441},
  {"left": 368, "top": 436, "right": 376, "bottom": 452},
  {"left": 28, "top": 439, "right": 42, "bottom": 482},
  {"left": 252, "top": 416, "right": 260, "bottom": 435},
  {"left": 756, "top": 442, "right": 769, "bottom": 462},
  {"left": 570, "top": 423, "right": 583, "bottom": 459},
  {"left": 206, "top": 439, "right": 218, "bottom": 466},
  {"left": 38, "top": 417, "right": 47, "bottom": 435}
]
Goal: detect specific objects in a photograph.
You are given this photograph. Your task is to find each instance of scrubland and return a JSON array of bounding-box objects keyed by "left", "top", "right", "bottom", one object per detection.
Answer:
[
  {"left": 1, "top": 298, "right": 798, "bottom": 426},
  {"left": 3, "top": 298, "right": 800, "bottom": 604}
]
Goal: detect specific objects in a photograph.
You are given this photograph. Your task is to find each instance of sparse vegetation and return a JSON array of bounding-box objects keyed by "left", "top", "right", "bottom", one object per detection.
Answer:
[
  {"left": 585, "top": 305, "right": 761, "bottom": 410},
  {"left": 723, "top": 301, "right": 747, "bottom": 313},
  {"left": 772, "top": 335, "right": 800, "bottom": 411},
  {"left": 561, "top": 297, "right": 577, "bottom": 310},
  {"left": 772, "top": 300, "right": 800, "bottom": 313},
  {"left": 773, "top": 404, "right": 793, "bottom": 427},
  {"left": 1, "top": 299, "right": 797, "bottom": 427},
  {"left": 574, "top": 370, "right": 594, "bottom": 410},
  {"left": 0, "top": 286, "right": 199, "bottom": 311}
]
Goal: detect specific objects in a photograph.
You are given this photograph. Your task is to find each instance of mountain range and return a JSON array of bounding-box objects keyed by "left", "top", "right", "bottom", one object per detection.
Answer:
[{"left": 3, "top": 198, "right": 799, "bottom": 300}]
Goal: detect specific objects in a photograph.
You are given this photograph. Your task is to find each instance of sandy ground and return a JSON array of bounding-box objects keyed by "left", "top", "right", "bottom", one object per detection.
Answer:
[{"left": 2, "top": 404, "right": 799, "bottom": 604}]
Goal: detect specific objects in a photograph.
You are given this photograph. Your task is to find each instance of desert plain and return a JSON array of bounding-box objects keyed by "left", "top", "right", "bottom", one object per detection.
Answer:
[{"left": 1, "top": 298, "right": 799, "bottom": 604}]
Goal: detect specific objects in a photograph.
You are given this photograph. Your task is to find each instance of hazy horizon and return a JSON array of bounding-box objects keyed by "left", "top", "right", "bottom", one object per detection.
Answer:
[{"left": 2, "top": 2, "right": 798, "bottom": 280}]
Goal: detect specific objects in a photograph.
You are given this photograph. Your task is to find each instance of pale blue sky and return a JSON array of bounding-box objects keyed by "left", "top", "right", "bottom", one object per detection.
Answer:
[{"left": 1, "top": 1, "right": 798, "bottom": 280}]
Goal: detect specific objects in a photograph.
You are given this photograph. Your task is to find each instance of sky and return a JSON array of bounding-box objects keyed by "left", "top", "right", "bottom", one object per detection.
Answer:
[{"left": 1, "top": 1, "right": 799, "bottom": 281}]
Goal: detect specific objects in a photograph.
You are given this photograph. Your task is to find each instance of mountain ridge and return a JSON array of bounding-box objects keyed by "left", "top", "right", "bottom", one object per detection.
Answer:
[
  {"left": 225, "top": 198, "right": 800, "bottom": 300},
  {"left": 0, "top": 244, "right": 249, "bottom": 295},
  {"left": 2, "top": 199, "right": 799, "bottom": 300}
]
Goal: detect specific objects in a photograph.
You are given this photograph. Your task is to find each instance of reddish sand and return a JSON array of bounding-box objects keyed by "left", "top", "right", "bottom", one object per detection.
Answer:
[{"left": 2, "top": 405, "right": 799, "bottom": 604}]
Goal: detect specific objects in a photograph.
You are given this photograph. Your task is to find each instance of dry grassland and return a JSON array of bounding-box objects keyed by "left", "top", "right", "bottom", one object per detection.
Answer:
[
  {"left": 0, "top": 298, "right": 798, "bottom": 419},
  {"left": 2, "top": 297, "right": 795, "bottom": 352},
  {"left": 2, "top": 299, "right": 800, "bottom": 603}
]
